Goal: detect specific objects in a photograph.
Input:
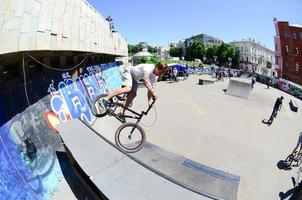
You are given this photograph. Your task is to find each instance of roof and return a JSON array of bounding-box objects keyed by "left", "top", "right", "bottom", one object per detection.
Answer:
[
  {"left": 133, "top": 51, "right": 153, "bottom": 57},
  {"left": 290, "top": 24, "right": 302, "bottom": 28}
]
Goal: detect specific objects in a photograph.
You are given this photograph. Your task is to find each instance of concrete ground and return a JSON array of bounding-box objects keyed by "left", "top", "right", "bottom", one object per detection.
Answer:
[{"left": 93, "top": 75, "right": 302, "bottom": 200}]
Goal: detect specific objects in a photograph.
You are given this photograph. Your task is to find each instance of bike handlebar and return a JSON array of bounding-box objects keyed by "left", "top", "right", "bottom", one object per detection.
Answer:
[{"left": 142, "top": 99, "right": 156, "bottom": 115}]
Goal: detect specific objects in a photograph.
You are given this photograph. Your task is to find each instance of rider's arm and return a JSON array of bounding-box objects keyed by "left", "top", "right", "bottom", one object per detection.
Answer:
[
  {"left": 144, "top": 79, "right": 156, "bottom": 100},
  {"left": 147, "top": 90, "right": 153, "bottom": 102},
  {"left": 279, "top": 103, "right": 282, "bottom": 111}
]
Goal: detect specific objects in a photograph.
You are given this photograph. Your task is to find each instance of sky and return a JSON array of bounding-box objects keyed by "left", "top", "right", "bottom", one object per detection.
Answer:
[{"left": 88, "top": 0, "right": 302, "bottom": 50}]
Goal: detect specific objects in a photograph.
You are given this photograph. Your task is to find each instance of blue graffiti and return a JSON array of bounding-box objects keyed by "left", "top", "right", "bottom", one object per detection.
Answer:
[
  {"left": 0, "top": 62, "right": 124, "bottom": 200},
  {"left": 0, "top": 105, "right": 62, "bottom": 200},
  {"left": 49, "top": 62, "right": 123, "bottom": 125}
]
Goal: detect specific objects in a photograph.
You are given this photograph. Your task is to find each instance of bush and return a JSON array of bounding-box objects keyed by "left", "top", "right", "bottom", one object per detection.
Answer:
[
  {"left": 139, "top": 56, "right": 148, "bottom": 64},
  {"left": 150, "top": 56, "right": 159, "bottom": 64}
]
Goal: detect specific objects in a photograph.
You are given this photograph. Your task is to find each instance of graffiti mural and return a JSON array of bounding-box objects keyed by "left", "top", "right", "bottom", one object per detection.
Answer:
[
  {"left": 0, "top": 96, "right": 62, "bottom": 200},
  {"left": 49, "top": 62, "right": 123, "bottom": 126},
  {"left": 0, "top": 62, "right": 123, "bottom": 199}
]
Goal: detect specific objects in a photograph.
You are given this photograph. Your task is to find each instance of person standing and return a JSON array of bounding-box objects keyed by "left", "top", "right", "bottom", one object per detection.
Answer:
[
  {"left": 172, "top": 67, "right": 178, "bottom": 82},
  {"left": 268, "top": 96, "right": 284, "bottom": 124},
  {"left": 251, "top": 76, "right": 256, "bottom": 90},
  {"left": 267, "top": 78, "right": 272, "bottom": 89}
]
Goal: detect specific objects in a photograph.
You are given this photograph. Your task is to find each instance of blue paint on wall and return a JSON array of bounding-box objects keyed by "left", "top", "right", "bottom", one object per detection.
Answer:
[{"left": 0, "top": 62, "right": 123, "bottom": 200}]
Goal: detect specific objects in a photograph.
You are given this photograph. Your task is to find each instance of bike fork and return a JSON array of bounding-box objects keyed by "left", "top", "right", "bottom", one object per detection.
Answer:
[{"left": 128, "top": 120, "right": 141, "bottom": 139}]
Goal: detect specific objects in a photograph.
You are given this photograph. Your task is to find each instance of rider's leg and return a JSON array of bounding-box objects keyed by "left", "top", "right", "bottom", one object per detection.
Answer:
[
  {"left": 122, "top": 91, "right": 136, "bottom": 115},
  {"left": 121, "top": 78, "right": 138, "bottom": 115},
  {"left": 105, "top": 86, "right": 131, "bottom": 101},
  {"left": 105, "top": 70, "right": 132, "bottom": 101}
]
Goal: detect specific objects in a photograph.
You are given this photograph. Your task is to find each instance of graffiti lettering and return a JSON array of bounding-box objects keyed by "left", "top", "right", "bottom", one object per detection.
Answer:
[{"left": 48, "top": 62, "right": 122, "bottom": 126}]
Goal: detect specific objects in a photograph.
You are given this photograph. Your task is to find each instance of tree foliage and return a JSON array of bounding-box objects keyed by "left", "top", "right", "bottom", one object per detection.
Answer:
[
  {"left": 139, "top": 56, "right": 148, "bottom": 64},
  {"left": 170, "top": 46, "right": 183, "bottom": 58},
  {"left": 128, "top": 44, "right": 139, "bottom": 54},
  {"left": 148, "top": 46, "right": 157, "bottom": 54},
  {"left": 150, "top": 56, "right": 159, "bottom": 64},
  {"left": 186, "top": 40, "right": 205, "bottom": 61},
  {"left": 186, "top": 41, "right": 239, "bottom": 68},
  {"left": 138, "top": 56, "right": 159, "bottom": 64}
]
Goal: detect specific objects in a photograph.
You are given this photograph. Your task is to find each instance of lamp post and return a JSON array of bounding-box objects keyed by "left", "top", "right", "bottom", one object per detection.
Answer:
[
  {"left": 214, "top": 56, "right": 217, "bottom": 66},
  {"left": 228, "top": 57, "right": 232, "bottom": 68}
]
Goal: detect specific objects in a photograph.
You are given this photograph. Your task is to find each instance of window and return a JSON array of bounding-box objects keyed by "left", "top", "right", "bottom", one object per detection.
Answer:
[
  {"left": 296, "top": 62, "right": 299, "bottom": 72},
  {"left": 241, "top": 47, "right": 243, "bottom": 51},
  {"left": 293, "top": 32, "right": 297, "bottom": 40},
  {"left": 300, "top": 32, "right": 302, "bottom": 40},
  {"left": 296, "top": 47, "right": 299, "bottom": 55},
  {"left": 284, "top": 60, "right": 288, "bottom": 68},
  {"left": 285, "top": 45, "right": 289, "bottom": 52},
  {"left": 283, "top": 31, "right": 288, "bottom": 38}
]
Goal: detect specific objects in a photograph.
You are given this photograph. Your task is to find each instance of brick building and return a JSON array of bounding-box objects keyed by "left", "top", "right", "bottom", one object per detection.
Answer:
[{"left": 274, "top": 18, "right": 302, "bottom": 85}]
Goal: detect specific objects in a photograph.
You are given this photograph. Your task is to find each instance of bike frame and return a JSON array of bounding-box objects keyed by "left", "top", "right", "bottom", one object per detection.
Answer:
[{"left": 110, "top": 99, "right": 156, "bottom": 124}]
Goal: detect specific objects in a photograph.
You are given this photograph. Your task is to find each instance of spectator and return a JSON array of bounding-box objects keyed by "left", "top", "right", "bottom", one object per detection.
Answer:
[
  {"left": 106, "top": 15, "right": 114, "bottom": 31},
  {"left": 172, "top": 67, "right": 178, "bottom": 82},
  {"left": 251, "top": 75, "right": 256, "bottom": 90},
  {"left": 267, "top": 78, "right": 272, "bottom": 89}
]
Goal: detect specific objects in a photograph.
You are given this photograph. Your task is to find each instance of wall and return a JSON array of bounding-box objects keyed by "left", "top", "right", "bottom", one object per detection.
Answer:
[
  {"left": 0, "top": 0, "right": 128, "bottom": 56},
  {"left": 0, "top": 61, "right": 123, "bottom": 199},
  {"left": 275, "top": 21, "right": 302, "bottom": 85}
]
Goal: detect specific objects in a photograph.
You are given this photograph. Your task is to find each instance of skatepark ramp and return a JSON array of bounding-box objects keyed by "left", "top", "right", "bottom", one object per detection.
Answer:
[
  {"left": 58, "top": 119, "right": 234, "bottom": 200},
  {"left": 226, "top": 79, "right": 251, "bottom": 99}
]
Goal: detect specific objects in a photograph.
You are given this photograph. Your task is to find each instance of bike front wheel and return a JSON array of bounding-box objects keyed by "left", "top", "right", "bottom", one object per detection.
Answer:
[
  {"left": 115, "top": 122, "right": 146, "bottom": 153},
  {"left": 91, "top": 94, "right": 109, "bottom": 117}
]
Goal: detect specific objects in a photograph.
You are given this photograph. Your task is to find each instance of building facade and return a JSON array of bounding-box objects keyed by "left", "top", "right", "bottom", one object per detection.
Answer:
[
  {"left": 231, "top": 39, "right": 276, "bottom": 77},
  {"left": 274, "top": 18, "right": 302, "bottom": 85}
]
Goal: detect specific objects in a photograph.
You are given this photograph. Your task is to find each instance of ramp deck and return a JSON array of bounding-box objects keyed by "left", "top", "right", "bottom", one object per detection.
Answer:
[{"left": 58, "top": 119, "right": 216, "bottom": 200}]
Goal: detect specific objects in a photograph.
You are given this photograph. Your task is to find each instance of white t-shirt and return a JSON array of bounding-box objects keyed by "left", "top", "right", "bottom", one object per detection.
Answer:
[{"left": 130, "top": 64, "right": 157, "bottom": 87}]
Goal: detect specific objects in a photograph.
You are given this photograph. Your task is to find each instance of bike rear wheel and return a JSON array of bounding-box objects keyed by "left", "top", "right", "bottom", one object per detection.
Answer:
[
  {"left": 91, "top": 94, "right": 109, "bottom": 117},
  {"left": 115, "top": 122, "right": 146, "bottom": 153}
]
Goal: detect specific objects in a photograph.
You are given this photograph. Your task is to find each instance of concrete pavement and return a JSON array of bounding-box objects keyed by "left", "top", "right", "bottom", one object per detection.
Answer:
[{"left": 93, "top": 75, "right": 302, "bottom": 200}]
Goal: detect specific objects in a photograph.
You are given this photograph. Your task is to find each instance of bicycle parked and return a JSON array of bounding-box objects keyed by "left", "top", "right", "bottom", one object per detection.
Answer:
[{"left": 91, "top": 94, "right": 155, "bottom": 153}]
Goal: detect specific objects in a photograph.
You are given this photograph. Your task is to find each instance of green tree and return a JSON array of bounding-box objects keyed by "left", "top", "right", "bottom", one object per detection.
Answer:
[
  {"left": 128, "top": 44, "right": 139, "bottom": 54},
  {"left": 216, "top": 42, "right": 227, "bottom": 65},
  {"left": 148, "top": 46, "right": 157, "bottom": 54},
  {"left": 149, "top": 56, "right": 159, "bottom": 64},
  {"left": 170, "top": 46, "right": 183, "bottom": 58},
  {"left": 186, "top": 40, "right": 205, "bottom": 61},
  {"left": 205, "top": 44, "right": 218, "bottom": 62},
  {"left": 213, "top": 43, "right": 239, "bottom": 68},
  {"left": 139, "top": 56, "right": 148, "bottom": 64}
]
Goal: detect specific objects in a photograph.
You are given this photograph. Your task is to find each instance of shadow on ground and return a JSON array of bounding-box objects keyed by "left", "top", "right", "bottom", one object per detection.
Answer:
[
  {"left": 279, "top": 177, "right": 302, "bottom": 200},
  {"left": 56, "top": 151, "right": 97, "bottom": 200}
]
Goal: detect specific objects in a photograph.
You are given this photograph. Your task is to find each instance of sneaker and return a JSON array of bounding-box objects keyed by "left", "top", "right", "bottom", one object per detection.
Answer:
[
  {"left": 115, "top": 113, "right": 126, "bottom": 123},
  {"left": 102, "top": 98, "right": 110, "bottom": 108}
]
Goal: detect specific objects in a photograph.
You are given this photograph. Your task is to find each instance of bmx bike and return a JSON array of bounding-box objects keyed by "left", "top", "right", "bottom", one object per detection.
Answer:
[
  {"left": 284, "top": 149, "right": 302, "bottom": 169},
  {"left": 91, "top": 94, "right": 155, "bottom": 153}
]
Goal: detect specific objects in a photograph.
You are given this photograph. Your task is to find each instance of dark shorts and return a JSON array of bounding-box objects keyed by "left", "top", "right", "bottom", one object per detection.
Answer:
[{"left": 130, "top": 78, "right": 138, "bottom": 93}]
